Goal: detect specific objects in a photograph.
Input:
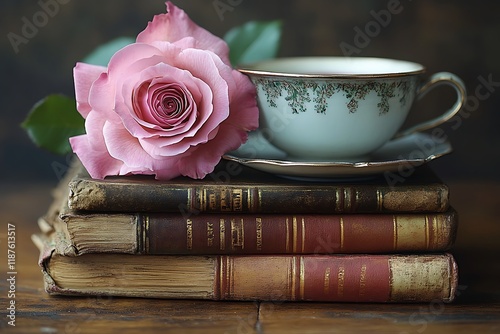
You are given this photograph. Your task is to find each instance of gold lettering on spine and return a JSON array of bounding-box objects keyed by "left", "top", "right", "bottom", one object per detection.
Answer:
[
  {"left": 292, "top": 216, "right": 298, "bottom": 253},
  {"left": 186, "top": 219, "right": 193, "bottom": 250},
  {"left": 337, "top": 266, "right": 345, "bottom": 297},
  {"left": 219, "top": 219, "right": 225, "bottom": 251},
  {"left": 209, "top": 192, "right": 217, "bottom": 211},
  {"left": 230, "top": 219, "right": 244, "bottom": 250},
  {"left": 232, "top": 189, "right": 243, "bottom": 212},
  {"left": 207, "top": 222, "right": 214, "bottom": 247},
  {"left": 359, "top": 264, "right": 367, "bottom": 297},
  {"left": 339, "top": 217, "right": 344, "bottom": 252},
  {"left": 256, "top": 217, "right": 263, "bottom": 251},
  {"left": 324, "top": 267, "right": 331, "bottom": 294},
  {"left": 220, "top": 189, "right": 229, "bottom": 211}
]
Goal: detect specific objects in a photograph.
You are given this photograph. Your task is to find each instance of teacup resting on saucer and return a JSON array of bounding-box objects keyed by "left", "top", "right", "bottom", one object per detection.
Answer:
[{"left": 239, "top": 57, "right": 466, "bottom": 162}]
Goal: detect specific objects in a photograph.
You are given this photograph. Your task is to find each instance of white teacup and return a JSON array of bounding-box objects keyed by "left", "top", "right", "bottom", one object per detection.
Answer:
[{"left": 239, "top": 57, "right": 466, "bottom": 161}]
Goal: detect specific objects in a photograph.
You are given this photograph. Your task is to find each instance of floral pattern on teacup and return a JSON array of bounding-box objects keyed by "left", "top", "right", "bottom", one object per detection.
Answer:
[{"left": 254, "top": 78, "right": 414, "bottom": 115}]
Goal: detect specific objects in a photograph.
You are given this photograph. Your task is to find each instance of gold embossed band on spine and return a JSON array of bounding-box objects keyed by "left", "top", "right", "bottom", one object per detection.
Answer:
[
  {"left": 144, "top": 215, "right": 149, "bottom": 254},
  {"left": 299, "top": 256, "right": 305, "bottom": 300},
  {"left": 377, "top": 189, "right": 383, "bottom": 212},
  {"left": 219, "top": 219, "right": 225, "bottom": 251},
  {"left": 340, "top": 217, "right": 344, "bottom": 252},
  {"left": 285, "top": 218, "right": 290, "bottom": 253},
  {"left": 186, "top": 219, "right": 193, "bottom": 250},
  {"left": 301, "top": 217, "right": 306, "bottom": 253},
  {"left": 292, "top": 216, "right": 298, "bottom": 253},
  {"left": 291, "top": 256, "right": 296, "bottom": 300}
]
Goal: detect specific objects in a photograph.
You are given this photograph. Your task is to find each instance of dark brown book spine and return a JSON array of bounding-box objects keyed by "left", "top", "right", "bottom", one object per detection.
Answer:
[
  {"left": 68, "top": 180, "right": 449, "bottom": 213},
  {"left": 141, "top": 210, "right": 456, "bottom": 254}
]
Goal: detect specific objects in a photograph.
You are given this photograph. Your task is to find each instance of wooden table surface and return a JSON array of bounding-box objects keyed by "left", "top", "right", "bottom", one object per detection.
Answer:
[{"left": 1, "top": 180, "right": 499, "bottom": 333}]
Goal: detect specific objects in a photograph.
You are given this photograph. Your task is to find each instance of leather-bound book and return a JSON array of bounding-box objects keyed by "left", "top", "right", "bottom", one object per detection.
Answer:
[
  {"left": 33, "top": 233, "right": 458, "bottom": 303},
  {"left": 66, "top": 160, "right": 449, "bottom": 214}
]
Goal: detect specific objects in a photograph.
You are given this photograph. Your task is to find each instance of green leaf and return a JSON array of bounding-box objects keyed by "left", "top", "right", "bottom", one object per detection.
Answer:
[
  {"left": 82, "top": 36, "right": 135, "bottom": 66},
  {"left": 21, "top": 94, "right": 84, "bottom": 155},
  {"left": 224, "top": 20, "right": 282, "bottom": 66}
]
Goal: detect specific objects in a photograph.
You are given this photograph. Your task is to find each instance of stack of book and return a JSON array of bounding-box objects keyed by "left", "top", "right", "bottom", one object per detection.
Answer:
[{"left": 33, "top": 159, "right": 458, "bottom": 302}]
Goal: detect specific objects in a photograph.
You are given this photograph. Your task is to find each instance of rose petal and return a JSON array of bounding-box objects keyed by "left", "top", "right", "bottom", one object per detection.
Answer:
[
  {"left": 177, "top": 123, "right": 249, "bottom": 179},
  {"left": 107, "top": 43, "right": 165, "bottom": 78},
  {"left": 171, "top": 48, "right": 230, "bottom": 140},
  {"left": 228, "top": 70, "right": 260, "bottom": 131},
  {"left": 115, "top": 62, "right": 208, "bottom": 144},
  {"left": 102, "top": 121, "right": 155, "bottom": 170},
  {"left": 136, "top": 2, "right": 230, "bottom": 65},
  {"left": 84, "top": 110, "right": 107, "bottom": 151},
  {"left": 74, "top": 63, "right": 106, "bottom": 118},
  {"left": 72, "top": 2, "right": 259, "bottom": 181},
  {"left": 70, "top": 134, "right": 123, "bottom": 179},
  {"left": 152, "top": 162, "right": 182, "bottom": 180},
  {"left": 87, "top": 73, "right": 120, "bottom": 123}
]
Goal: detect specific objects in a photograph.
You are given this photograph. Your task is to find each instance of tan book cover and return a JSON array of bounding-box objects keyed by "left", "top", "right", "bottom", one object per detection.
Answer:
[{"left": 33, "top": 232, "right": 459, "bottom": 303}]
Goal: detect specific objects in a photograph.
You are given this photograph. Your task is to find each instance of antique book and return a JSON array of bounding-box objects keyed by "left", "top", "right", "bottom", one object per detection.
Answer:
[
  {"left": 42, "top": 180, "right": 458, "bottom": 255},
  {"left": 66, "top": 159, "right": 449, "bottom": 213},
  {"left": 33, "top": 233, "right": 458, "bottom": 303},
  {"left": 48, "top": 200, "right": 458, "bottom": 255}
]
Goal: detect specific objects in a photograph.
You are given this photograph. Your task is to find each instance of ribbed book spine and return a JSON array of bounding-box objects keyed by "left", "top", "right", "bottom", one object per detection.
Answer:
[
  {"left": 140, "top": 211, "right": 456, "bottom": 254},
  {"left": 215, "top": 254, "right": 457, "bottom": 302},
  {"left": 35, "top": 238, "right": 458, "bottom": 303},
  {"left": 68, "top": 179, "right": 449, "bottom": 213}
]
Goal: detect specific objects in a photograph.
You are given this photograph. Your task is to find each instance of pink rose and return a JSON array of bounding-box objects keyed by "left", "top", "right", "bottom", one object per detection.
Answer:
[{"left": 70, "top": 1, "right": 258, "bottom": 180}]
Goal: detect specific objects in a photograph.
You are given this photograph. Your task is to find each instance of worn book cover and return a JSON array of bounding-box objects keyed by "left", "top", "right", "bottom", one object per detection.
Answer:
[
  {"left": 66, "top": 159, "right": 449, "bottom": 214},
  {"left": 33, "top": 232, "right": 459, "bottom": 303},
  {"left": 54, "top": 206, "right": 458, "bottom": 256},
  {"left": 41, "top": 175, "right": 458, "bottom": 256}
]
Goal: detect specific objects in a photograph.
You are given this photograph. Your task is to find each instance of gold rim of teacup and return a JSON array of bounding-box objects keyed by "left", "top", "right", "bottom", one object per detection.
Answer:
[{"left": 238, "top": 57, "right": 426, "bottom": 79}]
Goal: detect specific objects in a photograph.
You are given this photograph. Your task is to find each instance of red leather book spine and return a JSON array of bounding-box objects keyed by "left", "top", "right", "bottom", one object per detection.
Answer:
[
  {"left": 215, "top": 254, "right": 457, "bottom": 302},
  {"left": 145, "top": 211, "right": 456, "bottom": 254}
]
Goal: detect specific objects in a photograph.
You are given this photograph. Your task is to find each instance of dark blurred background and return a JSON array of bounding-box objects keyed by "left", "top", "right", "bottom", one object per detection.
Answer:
[{"left": 2, "top": 0, "right": 499, "bottom": 187}]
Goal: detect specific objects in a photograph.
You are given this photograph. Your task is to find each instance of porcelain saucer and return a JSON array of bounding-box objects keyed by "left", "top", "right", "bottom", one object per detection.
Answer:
[{"left": 223, "top": 132, "right": 452, "bottom": 180}]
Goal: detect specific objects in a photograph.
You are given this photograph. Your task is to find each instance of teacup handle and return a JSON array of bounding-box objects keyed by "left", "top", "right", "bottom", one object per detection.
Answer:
[{"left": 395, "top": 72, "right": 467, "bottom": 138}]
